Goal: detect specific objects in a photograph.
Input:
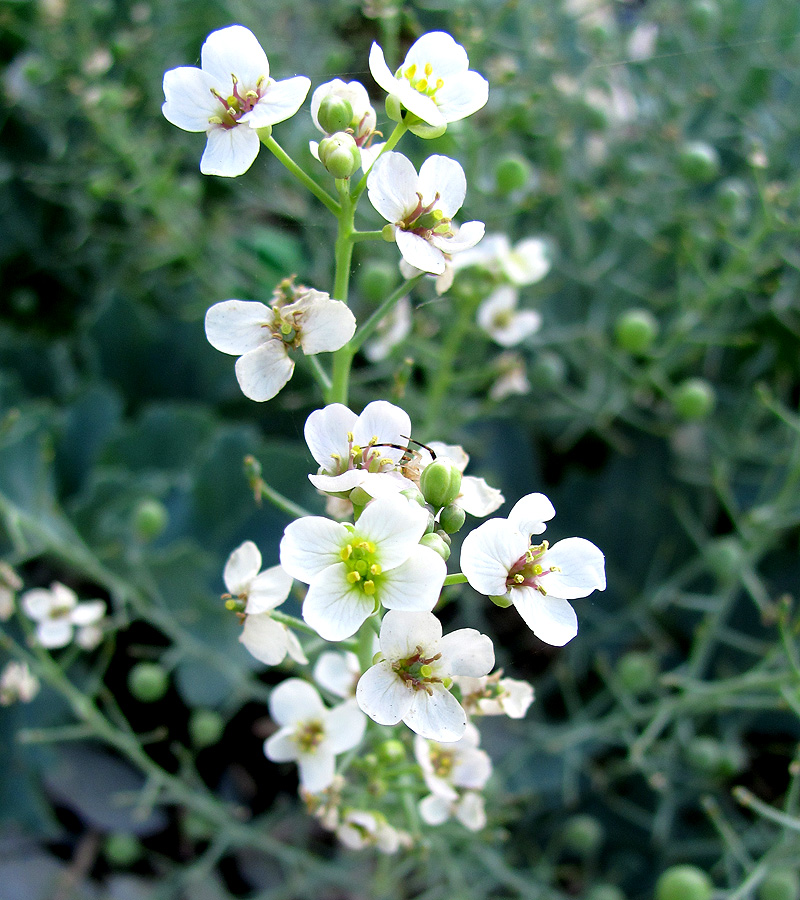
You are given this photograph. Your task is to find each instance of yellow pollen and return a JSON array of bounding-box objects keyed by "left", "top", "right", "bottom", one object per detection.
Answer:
[
  {"left": 363, "top": 580, "right": 376, "bottom": 595},
  {"left": 347, "top": 571, "right": 361, "bottom": 584},
  {"left": 405, "top": 64, "right": 417, "bottom": 80},
  {"left": 370, "top": 564, "right": 382, "bottom": 576},
  {"left": 347, "top": 431, "right": 354, "bottom": 442},
  {"left": 533, "top": 564, "right": 543, "bottom": 575},
  {"left": 417, "top": 78, "right": 428, "bottom": 91},
  {"left": 340, "top": 544, "right": 353, "bottom": 561},
  {"left": 514, "top": 574, "right": 525, "bottom": 583},
  {"left": 424, "top": 62, "right": 433, "bottom": 76},
  {"left": 435, "top": 77, "right": 444, "bottom": 90}
]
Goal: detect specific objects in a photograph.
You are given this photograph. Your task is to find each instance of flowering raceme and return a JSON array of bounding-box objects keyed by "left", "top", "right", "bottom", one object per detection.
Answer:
[
  {"left": 162, "top": 25, "right": 310, "bottom": 177},
  {"left": 309, "top": 79, "right": 384, "bottom": 171}
]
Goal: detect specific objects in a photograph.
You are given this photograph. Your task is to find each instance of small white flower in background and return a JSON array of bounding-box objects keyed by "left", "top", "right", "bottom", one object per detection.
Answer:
[
  {"left": 263, "top": 678, "right": 366, "bottom": 794},
  {"left": 313, "top": 649, "right": 362, "bottom": 698},
  {"left": 460, "top": 493, "right": 606, "bottom": 647},
  {"left": 222, "top": 541, "right": 306, "bottom": 667},
  {"left": 627, "top": 22, "right": 658, "bottom": 62},
  {"left": 301, "top": 774, "right": 345, "bottom": 831},
  {"left": 0, "top": 562, "right": 22, "bottom": 621},
  {"left": 489, "top": 353, "right": 531, "bottom": 401},
  {"left": 454, "top": 234, "right": 551, "bottom": 286},
  {"left": 363, "top": 295, "right": 412, "bottom": 362},
  {"left": 304, "top": 400, "right": 412, "bottom": 498},
  {"left": 309, "top": 79, "right": 384, "bottom": 171},
  {"left": 162, "top": 25, "right": 311, "bottom": 177},
  {"left": 369, "top": 31, "right": 488, "bottom": 131},
  {"left": 356, "top": 610, "right": 494, "bottom": 741},
  {"left": 336, "top": 809, "right": 412, "bottom": 853},
  {"left": 454, "top": 672, "right": 534, "bottom": 718},
  {"left": 477, "top": 286, "right": 542, "bottom": 347},
  {"left": 414, "top": 723, "right": 492, "bottom": 799},
  {"left": 20, "top": 582, "right": 106, "bottom": 650},
  {"left": 367, "top": 152, "right": 485, "bottom": 276},
  {"left": 280, "top": 496, "right": 445, "bottom": 641},
  {"left": 419, "top": 789, "right": 487, "bottom": 831},
  {"left": 0, "top": 661, "right": 40, "bottom": 705},
  {"left": 205, "top": 289, "right": 356, "bottom": 402}
]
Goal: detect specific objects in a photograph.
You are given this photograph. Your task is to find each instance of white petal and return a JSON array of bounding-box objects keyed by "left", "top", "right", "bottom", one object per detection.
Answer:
[
  {"left": 246, "top": 565, "right": 293, "bottom": 613},
  {"left": 243, "top": 76, "right": 311, "bottom": 128},
  {"left": 324, "top": 699, "right": 367, "bottom": 753},
  {"left": 308, "top": 470, "right": 369, "bottom": 495},
  {"left": 264, "top": 726, "right": 298, "bottom": 762},
  {"left": 69, "top": 600, "right": 105, "bottom": 626},
  {"left": 379, "top": 547, "right": 446, "bottom": 612},
  {"left": 223, "top": 540, "right": 262, "bottom": 593},
  {"left": 395, "top": 230, "right": 445, "bottom": 275},
  {"left": 285, "top": 628, "right": 308, "bottom": 665},
  {"left": 162, "top": 66, "right": 222, "bottom": 132},
  {"left": 356, "top": 661, "right": 412, "bottom": 725},
  {"left": 234, "top": 341, "right": 294, "bottom": 402},
  {"left": 51, "top": 582, "right": 79, "bottom": 609},
  {"left": 418, "top": 155, "right": 466, "bottom": 216},
  {"left": 504, "top": 238, "right": 550, "bottom": 285},
  {"left": 240, "top": 614, "right": 291, "bottom": 665},
  {"left": 353, "top": 400, "right": 412, "bottom": 462},
  {"left": 512, "top": 587, "right": 578, "bottom": 647},
  {"left": 508, "top": 493, "right": 556, "bottom": 537},
  {"left": 431, "top": 220, "right": 485, "bottom": 254},
  {"left": 356, "top": 496, "right": 429, "bottom": 570},
  {"left": 201, "top": 25, "right": 269, "bottom": 90},
  {"left": 452, "top": 748, "right": 492, "bottom": 790},
  {"left": 36, "top": 619, "right": 73, "bottom": 649},
  {"left": 404, "top": 687, "right": 466, "bottom": 741},
  {"left": 304, "top": 404, "right": 358, "bottom": 470},
  {"left": 541, "top": 537, "right": 606, "bottom": 599},
  {"left": 297, "top": 750, "right": 336, "bottom": 794},
  {"left": 488, "top": 310, "right": 541, "bottom": 347},
  {"left": 280, "top": 517, "right": 349, "bottom": 581},
  {"left": 419, "top": 793, "right": 451, "bottom": 825},
  {"left": 460, "top": 519, "right": 528, "bottom": 596},
  {"left": 428, "top": 441, "right": 469, "bottom": 471},
  {"left": 297, "top": 296, "right": 356, "bottom": 354},
  {"left": 455, "top": 792, "right": 487, "bottom": 831},
  {"left": 367, "top": 152, "right": 419, "bottom": 222},
  {"left": 268, "top": 677, "right": 325, "bottom": 726},
  {"left": 302, "top": 567, "right": 374, "bottom": 641},
  {"left": 205, "top": 300, "right": 272, "bottom": 355},
  {"left": 368, "top": 42, "right": 402, "bottom": 100},
  {"left": 477, "top": 285, "right": 517, "bottom": 324},
  {"left": 200, "top": 124, "right": 261, "bottom": 177},
  {"left": 313, "top": 651, "right": 360, "bottom": 698},
  {"left": 20, "top": 588, "right": 55, "bottom": 622},
  {"left": 498, "top": 678, "right": 535, "bottom": 718},
  {"left": 404, "top": 32, "right": 468, "bottom": 79},
  {"left": 379, "top": 609, "right": 441, "bottom": 659},
  {"left": 439, "top": 628, "right": 494, "bottom": 677},
  {"left": 435, "top": 70, "right": 489, "bottom": 123},
  {"left": 457, "top": 476, "right": 505, "bottom": 517}
]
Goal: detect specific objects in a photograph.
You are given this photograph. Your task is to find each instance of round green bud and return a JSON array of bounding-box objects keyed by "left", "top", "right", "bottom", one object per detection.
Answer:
[
  {"left": 495, "top": 154, "right": 531, "bottom": 194},
  {"left": 132, "top": 498, "right": 169, "bottom": 541},
  {"left": 420, "top": 532, "right": 451, "bottom": 561},
  {"left": 359, "top": 260, "right": 398, "bottom": 303},
  {"left": 655, "top": 865, "right": 713, "bottom": 900},
  {"left": 420, "top": 459, "right": 463, "bottom": 510},
  {"left": 182, "top": 812, "right": 214, "bottom": 842},
  {"left": 439, "top": 503, "right": 466, "bottom": 535},
  {"left": 489, "top": 593, "right": 514, "bottom": 608},
  {"left": 562, "top": 814, "right": 604, "bottom": 856},
  {"left": 678, "top": 141, "right": 720, "bottom": 182},
  {"left": 688, "top": 0, "right": 719, "bottom": 34},
  {"left": 685, "top": 736, "right": 724, "bottom": 774},
  {"left": 378, "top": 739, "right": 406, "bottom": 764},
  {"left": 189, "top": 709, "right": 225, "bottom": 749},
  {"left": 717, "top": 742, "right": 747, "bottom": 778},
  {"left": 614, "top": 309, "right": 659, "bottom": 354},
  {"left": 587, "top": 886, "right": 626, "bottom": 900},
  {"left": 615, "top": 650, "right": 659, "bottom": 694},
  {"left": 349, "top": 486, "right": 372, "bottom": 507},
  {"left": 400, "top": 486, "right": 426, "bottom": 507},
  {"left": 317, "top": 94, "right": 353, "bottom": 134},
  {"left": 530, "top": 351, "right": 567, "bottom": 388},
  {"left": 381, "top": 223, "right": 396, "bottom": 242},
  {"left": 435, "top": 528, "right": 452, "bottom": 547},
  {"left": 672, "top": 378, "right": 716, "bottom": 420},
  {"left": 705, "top": 535, "right": 744, "bottom": 581},
  {"left": 318, "top": 132, "right": 361, "bottom": 179},
  {"left": 104, "top": 832, "right": 142, "bottom": 867},
  {"left": 716, "top": 178, "right": 749, "bottom": 223},
  {"left": 128, "top": 662, "right": 169, "bottom": 703},
  {"left": 385, "top": 94, "right": 403, "bottom": 122},
  {"left": 759, "top": 869, "right": 800, "bottom": 900}
]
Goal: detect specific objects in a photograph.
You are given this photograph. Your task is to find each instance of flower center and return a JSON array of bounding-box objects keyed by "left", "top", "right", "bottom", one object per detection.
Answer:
[
  {"left": 294, "top": 719, "right": 325, "bottom": 753},
  {"left": 208, "top": 74, "right": 268, "bottom": 129},
  {"left": 392, "top": 645, "right": 450, "bottom": 695},
  {"left": 399, "top": 191, "right": 455, "bottom": 240},
  {"left": 506, "top": 541, "right": 560, "bottom": 595},
  {"left": 396, "top": 61, "right": 445, "bottom": 99},
  {"left": 329, "top": 432, "right": 398, "bottom": 477},
  {"left": 51, "top": 603, "right": 74, "bottom": 620},
  {"left": 340, "top": 537, "right": 382, "bottom": 596},
  {"left": 491, "top": 310, "right": 514, "bottom": 330},
  {"left": 429, "top": 746, "right": 455, "bottom": 779},
  {"left": 268, "top": 304, "right": 303, "bottom": 347}
]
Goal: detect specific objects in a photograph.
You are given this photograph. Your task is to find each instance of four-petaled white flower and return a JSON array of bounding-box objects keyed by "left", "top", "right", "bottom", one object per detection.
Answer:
[
  {"left": 223, "top": 541, "right": 306, "bottom": 667},
  {"left": 336, "top": 809, "right": 411, "bottom": 853},
  {"left": 460, "top": 493, "right": 606, "bottom": 647},
  {"left": 454, "top": 233, "right": 551, "bottom": 286},
  {"left": 356, "top": 610, "right": 494, "bottom": 741},
  {"left": 162, "top": 25, "right": 311, "bottom": 177},
  {"left": 0, "top": 661, "right": 40, "bottom": 706},
  {"left": 20, "top": 582, "right": 106, "bottom": 650},
  {"left": 367, "top": 152, "right": 484, "bottom": 276},
  {"left": 419, "top": 790, "right": 487, "bottom": 831},
  {"left": 280, "top": 497, "right": 445, "bottom": 641},
  {"left": 477, "top": 286, "right": 542, "bottom": 347},
  {"left": 453, "top": 672, "right": 534, "bottom": 718},
  {"left": 369, "top": 31, "right": 488, "bottom": 131},
  {"left": 490, "top": 353, "right": 531, "bottom": 401},
  {"left": 264, "top": 678, "right": 366, "bottom": 794},
  {"left": 304, "top": 400, "right": 412, "bottom": 498},
  {"left": 205, "top": 290, "right": 356, "bottom": 402},
  {"left": 309, "top": 79, "right": 384, "bottom": 171}
]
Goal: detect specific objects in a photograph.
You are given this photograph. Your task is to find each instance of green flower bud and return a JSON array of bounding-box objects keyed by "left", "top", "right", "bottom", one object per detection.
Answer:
[
  {"left": 562, "top": 814, "right": 604, "bottom": 856},
  {"left": 439, "top": 503, "right": 466, "bottom": 534},
  {"left": 318, "top": 132, "right": 361, "bottom": 179},
  {"left": 615, "top": 650, "right": 659, "bottom": 694},
  {"left": 759, "top": 869, "right": 800, "bottom": 900},
  {"left": 359, "top": 260, "right": 398, "bottom": 303},
  {"left": 420, "top": 459, "right": 462, "bottom": 510},
  {"left": 678, "top": 141, "right": 720, "bottom": 182},
  {"left": 656, "top": 866, "right": 713, "bottom": 900},
  {"left": 381, "top": 223, "right": 396, "bottom": 242},
  {"left": 189, "top": 709, "right": 225, "bottom": 749},
  {"left": 385, "top": 94, "right": 403, "bottom": 122},
  {"left": 182, "top": 812, "right": 214, "bottom": 842},
  {"left": 705, "top": 535, "right": 744, "bottom": 581},
  {"left": 400, "top": 486, "right": 426, "bottom": 507},
  {"left": 104, "top": 832, "right": 142, "bottom": 867},
  {"left": 688, "top": 0, "right": 720, "bottom": 34},
  {"left": 317, "top": 94, "right": 353, "bottom": 134},
  {"left": 349, "top": 486, "right": 372, "bottom": 507},
  {"left": 489, "top": 593, "right": 514, "bottom": 608},
  {"left": 685, "top": 736, "right": 724, "bottom": 774},
  {"left": 128, "top": 662, "right": 169, "bottom": 703},
  {"left": 435, "top": 528, "right": 452, "bottom": 546},
  {"left": 495, "top": 153, "right": 531, "bottom": 194},
  {"left": 378, "top": 739, "right": 406, "bottom": 764},
  {"left": 132, "top": 498, "right": 168, "bottom": 541},
  {"left": 672, "top": 378, "right": 716, "bottom": 420},
  {"left": 614, "top": 309, "right": 659, "bottom": 354},
  {"left": 420, "top": 532, "right": 451, "bottom": 561}
]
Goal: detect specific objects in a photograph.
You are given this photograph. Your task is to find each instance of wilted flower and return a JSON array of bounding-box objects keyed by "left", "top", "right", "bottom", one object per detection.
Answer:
[
  {"left": 20, "top": 582, "right": 106, "bottom": 650},
  {"left": 454, "top": 672, "right": 534, "bottom": 718},
  {"left": 336, "top": 809, "right": 411, "bottom": 852}
]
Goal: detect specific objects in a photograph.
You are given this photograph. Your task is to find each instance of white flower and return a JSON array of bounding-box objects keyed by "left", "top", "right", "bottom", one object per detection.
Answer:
[
  {"left": 369, "top": 31, "right": 488, "bottom": 130},
  {"left": 363, "top": 295, "right": 412, "bottom": 362},
  {"left": 0, "top": 562, "right": 22, "bottom": 621},
  {"left": 490, "top": 353, "right": 531, "bottom": 401},
  {"left": 454, "top": 234, "right": 551, "bottom": 286},
  {"left": 223, "top": 541, "right": 306, "bottom": 667},
  {"left": 477, "top": 286, "right": 541, "bottom": 347},
  {"left": 419, "top": 790, "right": 486, "bottom": 831},
  {"left": 453, "top": 672, "right": 534, "bottom": 718},
  {"left": 309, "top": 79, "right": 384, "bottom": 171},
  {"left": 414, "top": 723, "right": 492, "bottom": 800},
  {"left": 162, "top": 25, "right": 311, "bottom": 177},
  {"left": 304, "top": 400, "right": 413, "bottom": 498},
  {"left": 336, "top": 809, "right": 411, "bottom": 853},
  {"left": 280, "top": 496, "right": 445, "bottom": 641},
  {"left": 205, "top": 290, "right": 356, "bottom": 402},
  {"left": 20, "top": 582, "right": 106, "bottom": 650},
  {"left": 460, "top": 494, "right": 606, "bottom": 647},
  {"left": 356, "top": 610, "right": 494, "bottom": 741},
  {"left": 313, "top": 650, "right": 361, "bottom": 698},
  {"left": 400, "top": 256, "right": 454, "bottom": 295},
  {"left": 0, "top": 661, "right": 40, "bottom": 705},
  {"left": 367, "top": 152, "right": 485, "bottom": 276},
  {"left": 264, "top": 678, "right": 366, "bottom": 794}
]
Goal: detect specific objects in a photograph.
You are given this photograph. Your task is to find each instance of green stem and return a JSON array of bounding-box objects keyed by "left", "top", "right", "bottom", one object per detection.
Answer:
[
  {"left": 350, "top": 230, "right": 386, "bottom": 243},
  {"left": 327, "top": 180, "right": 358, "bottom": 405},
  {"left": 271, "top": 609, "right": 323, "bottom": 638},
  {"left": 443, "top": 573, "right": 468, "bottom": 586},
  {"left": 305, "top": 353, "right": 332, "bottom": 393},
  {"left": 256, "top": 480, "right": 312, "bottom": 520},
  {"left": 348, "top": 274, "right": 423, "bottom": 355},
  {"left": 351, "top": 120, "right": 408, "bottom": 200},
  {"left": 355, "top": 621, "right": 377, "bottom": 673},
  {"left": 261, "top": 133, "right": 341, "bottom": 216}
]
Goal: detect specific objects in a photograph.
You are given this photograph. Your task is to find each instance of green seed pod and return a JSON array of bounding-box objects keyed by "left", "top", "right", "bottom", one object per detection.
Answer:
[
  {"left": 318, "top": 132, "right": 361, "bottom": 179},
  {"left": 672, "top": 378, "right": 716, "bottom": 420},
  {"left": 562, "top": 814, "right": 604, "bottom": 856},
  {"left": 759, "top": 869, "right": 800, "bottom": 900},
  {"left": 615, "top": 650, "right": 659, "bottom": 694},
  {"left": 678, "top": 141, "right": 720, "bottom": 182},
  {"left": 132, "top": 498, "right": 169, "bottom": 541},
  {"left": 128, "top": 662, "right": 169, "bottom": 703},
  {"left": 420, "top": 459, "right": 462, "bottom": 510},
  {"left": 317, "top": 94, "right": 353, "bottom": 134},
  {"left": 439, "top": 503, "right": 466, "bottom": 534},
  {"left": 420, "top": 532, "right": 451, "bottom": 561},
  {"left": 614, "top": 309, "right": 659, "bottom": 354},
  {"left": 104, "top": 832, "right": 142, "bottom": 867},
  {"left": 655, "top": 865, "right": 713, "bottom": 900},
  {"left": 495, "top": 153, "right": 531, "bottom": 194},
  {"left": 189, "top": 709, "right": 225, "bottom": 749}
]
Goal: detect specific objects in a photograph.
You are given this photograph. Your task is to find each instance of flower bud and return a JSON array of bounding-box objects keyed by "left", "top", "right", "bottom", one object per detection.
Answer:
[
  {"left": 359, "top": 260, "right": 398, "bottom": 303},
  {"left": 672, "top": 378, "right": 716, "bottom": 420},
  {"left": 439, "top": 503, "right": 466, "bottom": 534},
  {"left": 420, "top": 459, "right": 462, "bottom": 510},
  {"left": 189, "top": 709, "right": 225, "bottom": 748},
  {"left": 132, "top": 498, "right": 168, "bottom": 541},
  {"left": 614, "top": 309, "right": 659, "bottom": 355},
  {"left": 385, "top": 94, "right": 403, "bottom": 122},
  {"left": 378, "top": 739, "right": 406, "bottom": 764},
  {"left": 562, "top": 814, "right": 604, "bottom": 856},
  {"left": 420, "top": 532, "right": 450, "bottom": 561},
  {"left": 104, "top": 832, "right": 142, "bottom": 867},
  {"left": 317, "top": 94, "right": 353, "bottom": 134},
  {"left": 318, "top": 132, "right": 361, "bottom": 179},
  {"left": 615, "top": 650, "right": 658, "bottom": 694},
  {"left": 678, "top": 141, "right": 720, "bottom": 182},
  {"left": 400, "top": 486, "right": 426, "bottom": 507},
  {"left": 656, "top": 866, "right": 713, "bottom": 900},
  {"left": 495, "top": 153, "right": 531, "bottom": 194},
  {"left": 128, "top": 662, "right": 169, "bottom": 703}
]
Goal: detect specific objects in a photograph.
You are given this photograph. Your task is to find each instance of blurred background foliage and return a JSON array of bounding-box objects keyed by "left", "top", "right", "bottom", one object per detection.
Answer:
[{"left": 2, "top": 0, "right": 800, "bottom": 897}]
